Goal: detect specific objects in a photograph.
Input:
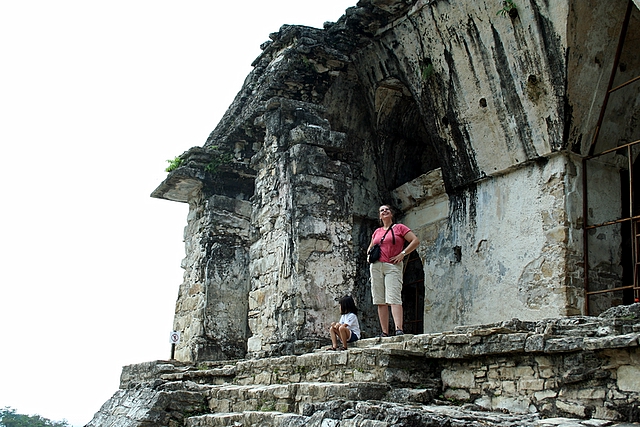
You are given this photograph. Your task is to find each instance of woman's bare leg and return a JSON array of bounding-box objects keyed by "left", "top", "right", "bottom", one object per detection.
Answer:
[
  {"left": 391, "top": 304, "right": 403, "bottom": 332},
  {"left": 377, "top": 304, "right": 390, "bottom": 335}
]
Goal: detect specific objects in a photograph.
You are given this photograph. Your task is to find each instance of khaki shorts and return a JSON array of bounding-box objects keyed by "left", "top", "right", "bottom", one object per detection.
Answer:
[{"left": 370, "top": 262, "right": 403, "bottom": 305}]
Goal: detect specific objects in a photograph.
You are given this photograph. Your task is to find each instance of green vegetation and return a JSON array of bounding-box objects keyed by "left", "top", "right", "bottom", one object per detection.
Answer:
[
  {"left": 165, "top": 156, "right": 183, "bottom": 172},
  {"left": 204, "top": 147, "right": 233, "bottom": 174},
  {"left": 421, "top": 63, "right": 435, "bottom": 80},
  {"left": 165, "top": 146, "right": 233, "bottom": 174},
  {"left": 1, "top": 407, "right": 69, "bottom": 427},
  {"left": 497, "top": 0, "right": 517, "bottom": 16},
  {"left": 295, "top": 365, "right": 310, "bottom": 375},
  {"left": 258, "top": 400, "right": 277, "bottom": 412}
]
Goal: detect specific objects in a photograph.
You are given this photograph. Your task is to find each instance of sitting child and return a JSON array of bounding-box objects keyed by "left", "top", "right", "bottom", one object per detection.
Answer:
[{"left": 328, "top": 295, "right": 361, "bottom": 350}]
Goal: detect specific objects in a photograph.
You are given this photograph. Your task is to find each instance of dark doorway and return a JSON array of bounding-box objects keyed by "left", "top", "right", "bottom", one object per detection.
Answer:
[
  {"left": 402, "top": 251, "right": 425, "bottom": 334},
  {"left": 620, "top": 155, "right": 640, "bottom": 306}
]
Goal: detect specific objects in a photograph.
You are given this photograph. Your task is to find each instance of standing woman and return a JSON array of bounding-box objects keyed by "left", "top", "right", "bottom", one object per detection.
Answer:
[{"left": 367, "top": 204, "right": 420, "bottom": 336}]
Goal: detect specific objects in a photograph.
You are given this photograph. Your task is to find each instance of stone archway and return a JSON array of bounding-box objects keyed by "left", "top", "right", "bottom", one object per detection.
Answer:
[
  {"left": 369, "top": 78, "right": 440, "bottom": 335},
  {"left": 371, "top": 78, "right": 441, "bottom": 193}
]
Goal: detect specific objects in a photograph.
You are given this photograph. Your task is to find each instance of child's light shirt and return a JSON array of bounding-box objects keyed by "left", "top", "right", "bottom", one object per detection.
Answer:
[{"left": 339, "top": 312, "right": 361, "bottom": 338}]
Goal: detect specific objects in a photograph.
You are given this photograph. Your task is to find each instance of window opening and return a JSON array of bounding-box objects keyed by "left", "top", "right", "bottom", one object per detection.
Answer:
[{"left": 583, "top": 0, "right": 640, "bottom": 313}]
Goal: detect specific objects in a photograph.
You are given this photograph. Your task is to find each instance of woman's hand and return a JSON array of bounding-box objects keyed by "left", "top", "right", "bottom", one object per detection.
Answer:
[
  {"left": 391, "top": 251, "right": 406, "bottom": 264},
  {"left": 392, "top": 232, "right": 419, "bottom": 263}
]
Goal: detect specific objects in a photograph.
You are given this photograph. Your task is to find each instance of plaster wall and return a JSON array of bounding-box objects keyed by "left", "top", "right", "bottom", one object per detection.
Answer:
[
  {"left": 567, "top": 0, "right": 640, "bottom": 154},
  {"left": 405, "top": 154, "right": 583, "bottom": 332},
  {"left": 350, "top": 0, "right": 569, "bottom": 192}
]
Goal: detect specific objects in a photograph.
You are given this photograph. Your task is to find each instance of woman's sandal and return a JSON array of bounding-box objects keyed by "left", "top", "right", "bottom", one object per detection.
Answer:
[
  {"left": 327, "top": 346, "right": 339, "bottom": 351},
  {"left": 378, "top": 332, "right": 389, "bottom": 338}
]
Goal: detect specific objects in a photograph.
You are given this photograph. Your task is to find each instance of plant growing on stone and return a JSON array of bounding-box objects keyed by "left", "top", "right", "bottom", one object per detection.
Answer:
[
  {"left": 165, "top": 156, "right": 183, "bottom": 172},
  {"left": 421, "top": 63, "right": 435, "bottom": 80},
  {"left": 258, "top": 400, "right": 276, "bottom": 412},
  {"left": 497, "top": 0, "right": 517, "bottom": 17},
  {"left": 204, "top": 147, "right": 233, "bottom": 174}
]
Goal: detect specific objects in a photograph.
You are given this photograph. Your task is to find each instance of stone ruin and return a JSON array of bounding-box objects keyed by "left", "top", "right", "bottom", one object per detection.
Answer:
[
  {"left": 150, "top": 0, "right": 640, "bottom": 363},
  {"left": 88, "top": 0, "right": 640, "bottom": 425}
]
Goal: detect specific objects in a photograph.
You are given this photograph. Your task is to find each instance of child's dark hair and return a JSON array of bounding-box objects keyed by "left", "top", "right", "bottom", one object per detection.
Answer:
[{"left": 339, "top": 295, "right": 358, "bottom": 315}]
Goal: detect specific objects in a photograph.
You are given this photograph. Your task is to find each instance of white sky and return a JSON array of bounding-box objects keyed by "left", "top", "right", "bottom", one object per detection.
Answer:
[{"left": 0, "top": 1, "right": 355, "bottom": 425}]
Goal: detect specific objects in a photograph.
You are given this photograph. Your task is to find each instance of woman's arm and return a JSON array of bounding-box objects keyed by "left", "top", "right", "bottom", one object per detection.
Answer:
[
  {"left": 390, "top": 231, "right": 420, "bottom": 264},
  {"left": 366, "top": 235, "right": 375, "bottom": 253}
]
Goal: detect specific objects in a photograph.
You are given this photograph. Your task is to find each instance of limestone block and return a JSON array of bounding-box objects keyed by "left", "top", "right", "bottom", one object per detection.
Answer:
[
  {"left": 502, "top": 381, "right": 517, "bottom": 394},
  {"left": 474, "top": 368, "right": 488, "bottom": 378},
  {"left": 443, "top": 333, "right": 469, "bottom": 345},
  {"left": 576, "top": 388, "right": 606, "bottom": 400},
  {"left": 544, "top": 337, "right": 584, "bottom": 353},
  {"left": 538, "top": 366, "right": 556, "bottom": 379},
  {"left": 247, "top": 335, "right": 262, "bottom": 352},
  {"left": 392, "top": 169, "right": 447, "bottom": 211},
  {"left": 474, "top": 396, "right": 492, "bottom": 410},
  {"left": 518, "top": 378, "right": 545, "bottom": 391},
  {"left": 556, "top": 400, "right": 587, "bottom": 417},
  {"left": 534, "top": 355, "right": 554, "bottom": 368},
  {"left": 444, "top": 388, "right": 470, "bottom": 401},
  {"left": 583, "top": 333, "right": 640, "bottom": 351},
  {"left": 296, "top": 239, "right": 332, "bottom": 262},
  {"left": 617, "top": 365, "right": 640, "bottom": 392},
  {"left": 534, "top": 390, "right": 558, "bottom": 401},
  {"left": 492, "top": 396, "right": 534, "bottom": 414},
  {"left": 442, "top": 368, "right": 476, "bottom": 389}
]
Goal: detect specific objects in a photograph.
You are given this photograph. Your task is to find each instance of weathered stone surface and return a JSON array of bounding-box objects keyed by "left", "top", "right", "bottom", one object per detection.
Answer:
[
  {"left": 150, "top": 0, "right": 640, "bottom": 361},
  {"left": 88, "top": 313, "right": 640, "bottom": 426},
  {"left": 105, "top": 0, "right": 640, "bottom": 425},
  {"left": 86, "top": 381, "right": 207, "bottom": 427}
]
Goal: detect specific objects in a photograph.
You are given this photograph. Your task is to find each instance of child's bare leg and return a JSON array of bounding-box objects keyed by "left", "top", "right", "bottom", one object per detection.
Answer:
[
  {"left": 339, "top": 324, "right": 351, "bottom": 349},
  {"left": 329, "top": 323, "right": 339, "bottom": 349}
]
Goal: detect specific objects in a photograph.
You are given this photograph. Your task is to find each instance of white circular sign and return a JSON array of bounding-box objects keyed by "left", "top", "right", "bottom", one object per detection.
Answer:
[{"left": 169, "top": 331, "right": 180, "bottom": 344}]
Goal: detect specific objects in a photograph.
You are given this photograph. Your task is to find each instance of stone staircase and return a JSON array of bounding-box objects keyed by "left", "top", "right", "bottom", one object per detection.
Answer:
[
  {"left": 87, "top": 309, "right": 640, "bottom": 427},
  {"left": 172, "top": 336, "right": 441, "bottom": 421}
]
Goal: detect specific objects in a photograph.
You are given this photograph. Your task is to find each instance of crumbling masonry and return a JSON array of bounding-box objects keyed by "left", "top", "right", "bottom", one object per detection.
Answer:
[
  {"left": 152, "top": 0, "right": 640, "bottom": 362},
  {"left": 85, "top": 0, "right": 640, "bottom": 425}
]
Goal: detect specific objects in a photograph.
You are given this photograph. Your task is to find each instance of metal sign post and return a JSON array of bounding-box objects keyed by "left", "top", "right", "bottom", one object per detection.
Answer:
[{"left": 169, "top": 331, "right": 180, "bottom": 360}]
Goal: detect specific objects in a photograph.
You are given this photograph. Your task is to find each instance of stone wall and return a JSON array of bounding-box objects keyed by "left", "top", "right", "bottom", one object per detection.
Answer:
[
  {"left": 87, "top": 307, "right": 640, "bottom": 426},
  {"left": 152, "top": 0, "right": 640, "bottom": 361},
  {"left": 172, "top": 193, "right": 252, "bottom": 362},
  {"left": 404, "top": 153, "right": 585, "bottom": 331},
  {"left": 246, "top": 100, "right": 355, "bottom": 357}
]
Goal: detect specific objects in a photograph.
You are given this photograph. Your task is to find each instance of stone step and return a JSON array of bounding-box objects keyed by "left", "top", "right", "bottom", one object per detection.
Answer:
[
  {"left": 208, "top": 381, "right": 388, "bottom": 414},
  {"left": 186, "top": 411, "right": 306, "bottom": 427},
  {"left": 200, "top": 381, "right": 436, "bottom": 415},
  {"left": 185, "top": 402, "right": 632, "bottom": 427},
  {"left": 160, "top": 365, "right": 237, "bottom": 385},
  {"left": 233, "top": 345, "right": 437, "bottom": 387}
]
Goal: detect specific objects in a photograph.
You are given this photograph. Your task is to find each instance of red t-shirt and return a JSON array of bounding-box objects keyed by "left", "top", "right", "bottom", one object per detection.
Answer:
[{"left": 371, "top": 223, "right": 411, "bottom": 263}]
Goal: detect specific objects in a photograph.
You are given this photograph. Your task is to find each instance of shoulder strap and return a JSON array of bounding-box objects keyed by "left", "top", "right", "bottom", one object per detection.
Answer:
[{"left": 379, "top": 225, "right": 394, "bottom": 244}]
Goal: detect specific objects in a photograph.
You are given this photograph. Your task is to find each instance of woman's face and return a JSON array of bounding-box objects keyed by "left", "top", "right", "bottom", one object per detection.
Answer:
[{"left": 379, "top": 205, "right": 393, "bottom": 221}]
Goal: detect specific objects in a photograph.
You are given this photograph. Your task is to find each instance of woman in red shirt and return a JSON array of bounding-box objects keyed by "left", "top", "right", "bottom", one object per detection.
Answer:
[{"left": 367, "top": 204, "right": 420, "bottom": 336}]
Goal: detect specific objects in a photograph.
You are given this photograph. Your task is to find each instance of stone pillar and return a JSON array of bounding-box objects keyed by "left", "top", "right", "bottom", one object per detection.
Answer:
[
  {"left": 247, "top": 100, "right": 354, "bottom": 357},
  {"left": 173, "top": 192, "right": 251, "bottom": 362}
]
